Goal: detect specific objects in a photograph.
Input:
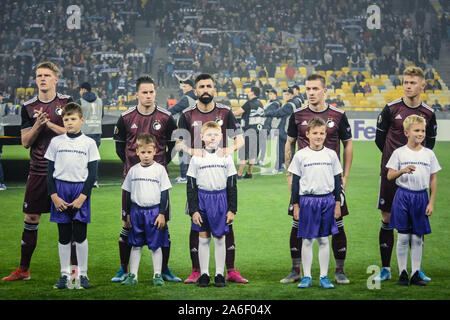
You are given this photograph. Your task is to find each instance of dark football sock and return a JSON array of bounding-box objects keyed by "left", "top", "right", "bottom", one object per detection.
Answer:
[
  {"left": 189, "top": 229, "right": 200, "bottom": 272},
  {"left": 290, "top": 220, "right": 301, "bottom": 273},
  {"left": 161, "top": 242, "right": 170, "bottom": 273},
  {"left": 379, "top": 221, "right": 394, "bottom": 268},
  {"left": 19, "top": 222, "right": 39, "bottom": 270},
  {"left": 332, "top": 222, "right": 347, "bottom": 272},
  {"left": 225, "top": 225, "right": 236, "bottom": 272},
  {"left": 119, "top": 227, "right": 131, "bottom": 272}
]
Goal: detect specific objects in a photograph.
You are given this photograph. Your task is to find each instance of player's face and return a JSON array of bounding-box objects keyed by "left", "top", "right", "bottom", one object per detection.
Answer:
[
  {"left": 305, "top": 80, "right": 327, "bottom": 106},
  {"left": 403, "top": 75, "right": 425, "bottom": 99},
  {"left": 63, "top": 113, "right": 84, "bottom": 134},
  {"left": 181, "top": 83, "right": 192, "bottom": 94},
  {"left": 405, "top": 123, "right": 426, "bottom": 145},
  {"left": 306, "top": 125, "right": 327, "bottom": 150},
  {"left": 36, "top": 68, "right": 58, "bottom": 93},
  {"left": 136, "top": 83, "right": 156, "bottom": 108},
  {"left": 269, "top": 92, "right": 277, "bottom": 101},
  {"left": 202, "top": 128, "right": 222, "bottom": 149},
  {"left": 137, "top": 144, "right": 156, "bottom": 166},
  {"left": 195, "top": 79, "right": 216, "bottom": 101}
]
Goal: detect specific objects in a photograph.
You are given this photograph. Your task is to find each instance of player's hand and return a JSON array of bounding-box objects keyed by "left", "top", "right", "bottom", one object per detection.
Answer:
[
  {"left": 293, "top": 204, "right": 299, "bottom": 220},
  {"left": 125, "top": 215, "right": 132, "bottom": 228},
  {"left": 68, "top": 194, "right": 87, "bottom": 211},
  {"left": 334, "top": 202, "right": 341, "bottom": 219},
  {"left": 402, "top": 165, "right": 416, "bottom": 174},
  {"left": 341, "top": 176, "right": 348, "bottom": 190},
  {"left": 192, "top": 212, "right": 203, "bottom": 227},
  {"left": 35, "top": 108, "right": 49, "bottom": 127},
  {"left": 192, "top": 148, "right": 205, "bottom": 157},
  {"left": 226, "top": 211, "right": 235, "bottom": 224},
  {"left": 154, "top": 214, "right": 166, "bottom": 229},
  {"left": 425, "top": 203, "right": 433, "bottom": 216},
  {"left": 51, "top": 194, "right": 69, "bottom": 212}
]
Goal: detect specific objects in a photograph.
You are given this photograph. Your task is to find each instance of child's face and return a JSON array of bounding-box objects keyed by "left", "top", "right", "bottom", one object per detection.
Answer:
[
  {"left": 202, "top": 128, "right": 222, "bottom": 149},
  {"left": 137, "top": 144, "right": 156, "bottom": 165},
  {"left": 63, "top": 112, "right": 84, "bottom": 134},
  {"left": 306, "top": 125, "right": 326, "bottom": 149},
  {"left": 405, "top": 123, "right": 425, "bottom": 145}
]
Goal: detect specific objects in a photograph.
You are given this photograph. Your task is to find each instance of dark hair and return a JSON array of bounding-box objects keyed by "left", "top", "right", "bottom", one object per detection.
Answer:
[
  {"left": 194, "top": 73, "right": 215, "bottom": 87},
  {"left": 306, "top": 117, "right": 326, "bottom": 132},
  {"left": 250, "top": 86, "right": 260, "bottom": 97},
  {"left": 136, "top": 133, "right": 156, "bottom": 148},
  {"left": 306, "top": 74, "right": 326, "bottom": 88},
  {"left": 62, "top": 102, "right": 83, "bottom": 118},
  {"left": 136, "top": 76, "right": 155, "bottom": 91}
]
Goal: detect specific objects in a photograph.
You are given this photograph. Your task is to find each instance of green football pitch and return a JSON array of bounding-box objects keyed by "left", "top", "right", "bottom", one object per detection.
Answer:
[{"left": 0, "top": 140, "right": 449, "bottom": 301}]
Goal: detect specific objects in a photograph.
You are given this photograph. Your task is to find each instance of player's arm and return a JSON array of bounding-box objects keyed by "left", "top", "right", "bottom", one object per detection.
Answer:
[
  {"left": 387, "top": 165, "right": 415, "bottom": 180},
  {"left": 285, "top": 115, "right": 297, "bottom": 179},
  {"left": 375, "top": 106, "right": 390, "bottom": 152},
  {"left": 187, "top": 175, "right": 202, "bottom": 226},
  {"left": 226, "top": 174, "right": 237, "bottom": 223},
  {"left": 233, "top": 107, "right": 245, "bottom": 117},
  {"left": 155, "top": 190, "right": 169, "bottom": 229},
  {"left": 165, "top": 116, "right": 178, "bottom": 163},
  {"left": 69, "top": 161, "right": 97, "bottom": 210},
  {"left": 425, "top": 113, "right": 437, "bottom": 150},
  {"left": 333, "top": 174, "right": 342, "bottom": 219},
  {"left": 291, "top": 173, "right": 300, "bottom": 220},
  {"left": 341, "top": 139, "right": 353, "bottom": 189},
  {"left": 426, "top": 173, "right": 437, "bottom": 216},
  {"left": 45, "top": 120, "right": 66, "bottom": 135},
  {"left": 220, "top": 110, "right": 244, "bottom": 156},
  {"left": 113, "top": 116, "right": 126, "bottom": 162},
  {"left": 21, "top": 106, "right": 48, "bottom": 148}
]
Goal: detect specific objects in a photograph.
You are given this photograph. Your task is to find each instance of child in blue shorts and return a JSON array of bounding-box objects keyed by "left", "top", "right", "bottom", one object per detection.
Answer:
[
  {"left": 187, "top": 121, "right": 238, "bottom": 287},
  {"left": 288, "top": 118, "right": 343, "bottom": 289},
  {"left": 386, "top": 115, "right": 441, "bottom": 286},
  {"left": 120, "top": 133, "right": 172, "bottom": 287}
]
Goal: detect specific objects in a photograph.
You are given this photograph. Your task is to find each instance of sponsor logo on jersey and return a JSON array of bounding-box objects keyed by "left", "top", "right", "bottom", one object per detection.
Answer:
[
  {"left": 301, "top": 120, "right": 308, "bottom": 126},
  {"left": 131, "top": 123, "right": 138, "bottom": 129}
]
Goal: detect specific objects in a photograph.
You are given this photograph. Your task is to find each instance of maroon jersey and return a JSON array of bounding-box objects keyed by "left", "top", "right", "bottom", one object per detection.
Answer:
[
  {"left": 113, "top": 105, "right": 177, "bottom": 176},
  {"left": 177, "top": 102, "right": 242, "bottom": 148},
  {"left": 376, "top": 98, "right": 437, "bottom": 170},
  {"left": 20, "top": 93, "right": 72, "bottom": 175},
  {"left": 287, "top": 105, "right": 352, "bottom": 159}
]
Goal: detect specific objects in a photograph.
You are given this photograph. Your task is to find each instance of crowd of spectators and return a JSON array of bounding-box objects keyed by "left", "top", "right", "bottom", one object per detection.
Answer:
[{"left": 0, "top": 0, "right": 142, "bottom": 106}]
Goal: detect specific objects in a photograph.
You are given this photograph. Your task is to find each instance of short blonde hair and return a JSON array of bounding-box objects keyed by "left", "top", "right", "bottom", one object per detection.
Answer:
[
  {"left": 403, "top": 114, "right": 426, "bottom": 131},
  {"left": 36, "top": 61, "right": 60, "bottom": 77},
  {"left": 136, "top": 133, "right": 156, "bottom": 149},
  {"left": 403, "top": 66, "right": 424, "bottom": 79},
  {"left": 201, "top": 121, "right": 221, "bottom": 135}
]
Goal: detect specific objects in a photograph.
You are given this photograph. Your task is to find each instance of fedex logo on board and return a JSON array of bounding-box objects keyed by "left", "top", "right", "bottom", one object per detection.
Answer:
[{"left": 350, "top": 119, "right": 377, "bottom": 140}]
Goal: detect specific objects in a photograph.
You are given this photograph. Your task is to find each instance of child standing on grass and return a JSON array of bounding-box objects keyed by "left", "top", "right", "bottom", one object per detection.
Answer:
[
  {"left": 187, "top": 121, "right": 238, "bottom": 287},
  {"left": 288, "top": 118, "right": 342, "bottom": 289},
  {"left": 45, "top": 102, "right": 100, "bottom": 289},
  {"left": 120, "top": 133, "right": 172, "bottom": 287},
  {"left": 386, "top": 115, "right": 441, "bottom": 286}
]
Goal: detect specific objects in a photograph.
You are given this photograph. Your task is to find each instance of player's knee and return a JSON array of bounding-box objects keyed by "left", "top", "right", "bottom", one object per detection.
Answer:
[
  {"left": 73, "top": 220, "right": 87, "bottom": 243},
  {"left": 25, "top": 214, "right": 40, "bottom": 224},
  {"left": 58, "top": 223, "right": 72, "bottom": 245},
  {"left": 381, "top": 211, "right": 391, "bottom": 223}
]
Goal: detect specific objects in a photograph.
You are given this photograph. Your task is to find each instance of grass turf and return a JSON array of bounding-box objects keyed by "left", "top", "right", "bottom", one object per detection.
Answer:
[{"left": 0, "top": 140, "right": 449, "bottom": 300}]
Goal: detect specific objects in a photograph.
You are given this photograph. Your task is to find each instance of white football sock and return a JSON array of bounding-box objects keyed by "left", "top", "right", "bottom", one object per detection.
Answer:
[
  {"left": 129, "top": 246, "right": 142, "bottom": 280},
  {"left": 301, "top": 238, "right": 314, "bottom": 278},
  {"left": 75, "top": 239, "right": 89, "bottom": 277},
  {"left": 213, "top": 236, "right": 226, "bottom": 276},
  {"left": 199, "top": 237, "right": 211, "bottom": 276},
  {"left": 58, "top": 242, "right": 71, "bottom": 277},
  {"left": 410, "top": 234, "right": 423, "bottom": 275},
  {"left": 152, "top": 248, "right": 163, "bottom": 276},
  {"left": 396, "top": 233, "right": 410, "bottom": 274},
  {"left": 317, "top": 237, "right": 330, "bottom": 278}
]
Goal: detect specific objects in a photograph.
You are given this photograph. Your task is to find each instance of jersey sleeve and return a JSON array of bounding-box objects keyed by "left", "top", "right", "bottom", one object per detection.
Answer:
[
  {"left": 20, "top": 105, "right": 33, "bottom": 130},
  {"left": 287, "top": 152, "right": 302, "bottom": 176},
  {"left": 88, "top": 139, "right": 101, "bottom": 162},
  {"left": 385, "top": 149, "right": 399, "bottom": 170},
  {"left": 425, "top": 112, "right": 437, "bottom": 149},
  {"left": 121, "top": 168, "right": 132, "bottom": 192},
  {"left": 226, "top": 109, "right": 243, "bottom": 137},
  {"left": 177, "top": 112, "right": 188, "bottom": 130},
  {"left": 330, "top": 150, "right": 343, "bottom": 176},
  {"left": 287, "top": 114, "right": 297, "bottom": 138},
  {"left": 337, "top": 113, "right": 352, "bottom": 141},
  {"left": 429, "top": 150, "right": 441, "bottom": 174},
  {"left": 166, "top": 115, "right": 178, "bottom": 139},
  {"left": 159, "top": 166, "right": 172, "bottom": 192},
  {"left": 113, "top": 115, "right": 126, "bottom": 142},
  {"left": 376, "top": 105, "right": 390, "bottom": 133},
  {"left": 186, "top": 156, "right": 198, "bottom": 178},
  {"left": 44, "top": 138, "right": 57, "bottom": 161},
  {"left": 226, "top": 155, "right": 237, "bottom": 177}
]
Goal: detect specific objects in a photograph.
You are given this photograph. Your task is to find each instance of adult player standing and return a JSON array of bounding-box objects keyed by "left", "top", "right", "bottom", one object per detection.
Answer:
[
  {"left": 111, "top": 76, "right": 181, "bottom": 283},
  {"left": 284, "top": 74, "right": 353, "bottom": 285},
  {"left": 374, "top": 66, "right": 437, "bottom": 282},
  {"left": 3, "top": 61, "right": 72, "bottom": 281},
  {"left": 176, "top": 73, "right": 247, "bottom": 284}
]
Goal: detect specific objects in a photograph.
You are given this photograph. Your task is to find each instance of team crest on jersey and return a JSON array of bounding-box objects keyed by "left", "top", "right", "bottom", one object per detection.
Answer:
[
  {"left": 55, "top": 106, "right": 63, "bottom": 116},
  {"left": 153, "top": 120, "right": 162, "bottom": 131},
  {"left": 215, "top": 117, "right": 223, "bottom": 126},
  {"left": 114, "top": 126, "right": 119, "bottom": 135},
  {"left": 326, "top": 118, "right": 335, "bottom": 128},
  {"left": 377, "top": 114, "right": 383, "bottom": 124}
]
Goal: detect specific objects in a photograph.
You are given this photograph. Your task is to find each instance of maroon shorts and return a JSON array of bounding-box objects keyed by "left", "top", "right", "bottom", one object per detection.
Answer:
[
  {"left": 23, "top": 174, "right": 51, "bottom": 214},
  {"left": 121, "top": 189, "right": 171, "bottom": 222},
  {"left": 377, "top": 169, "right": 397, "bottom": 213},
  {"left": 288, "top": 188, "right": 349, "bottom": 218}
]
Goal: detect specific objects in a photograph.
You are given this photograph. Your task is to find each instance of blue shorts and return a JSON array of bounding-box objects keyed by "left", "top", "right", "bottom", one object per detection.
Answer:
[
  {"left": 129, "top": 203, "right": 170, "bottom": 251},
  {"left": 389, "top": 187, "right": 431, "bottom": 236},
  {"left": 297, "top": 193, "right": 338, "bottom": 239},
  {"left": 191, "top": 189, "right": 229, "bottom": 237},
  {"left": 50, "top": 180, "right": 91, "bottom": 224}
]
